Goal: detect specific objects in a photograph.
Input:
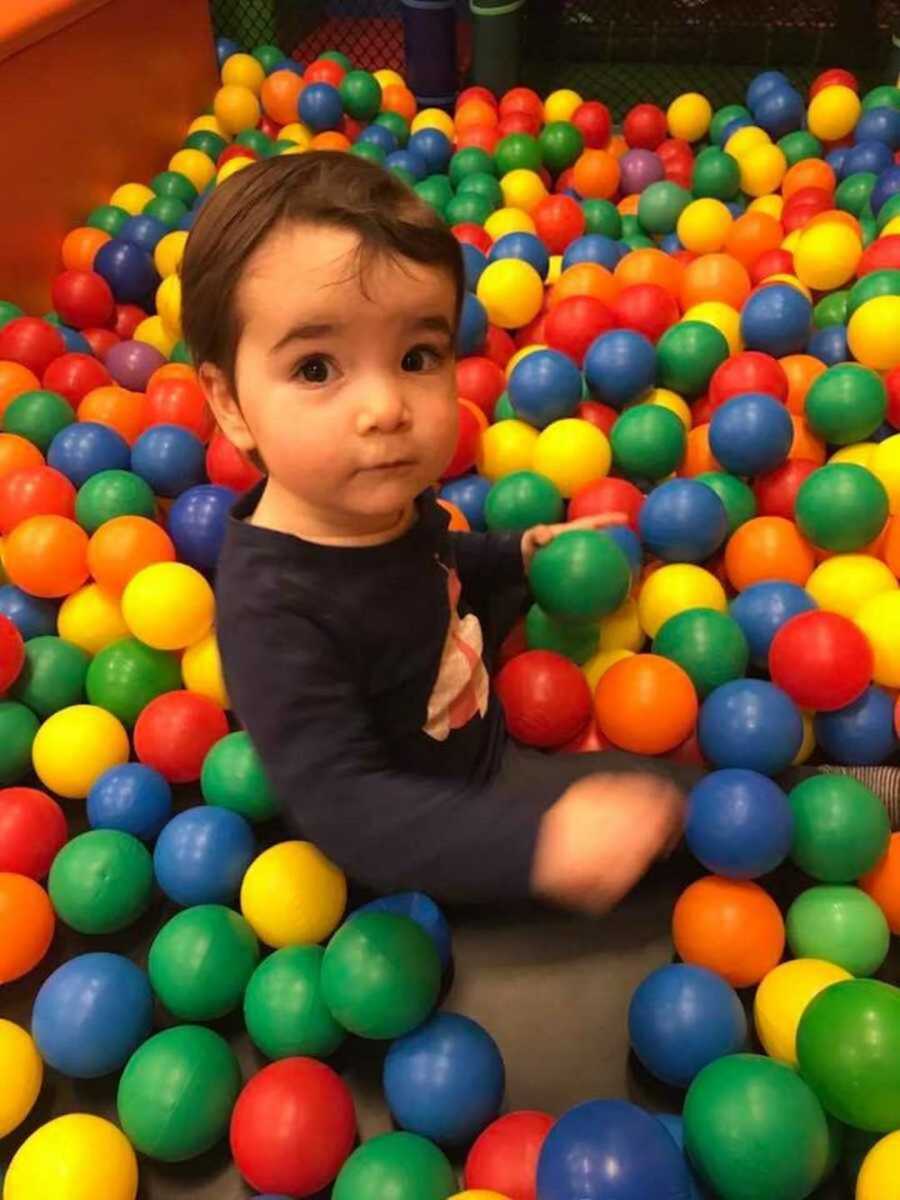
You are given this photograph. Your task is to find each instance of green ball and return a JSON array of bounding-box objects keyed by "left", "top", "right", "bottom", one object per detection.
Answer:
[
  {"left": 0, "top": 301, "right": 24, "bottom": 329},
  {"left": 49, "top": 829, "right": 152, "bottom": 934},
  {"left": 485, "top": 470, "right": 564, "bottom": 532},
  {"left": 683, "top": 1054, "right": 830, "bottom": 1200},
  {"left": 494, "top": 391, "right": 515, "bottom": 421},
  {"left": 415, "top": 175, "right": 453, "bottom": 216},
  {"left": 619, "top": 213, "right": 641, "bottom": 240},
  {"left": 805, "top": 363, "right": 887, "bottom": 445},
  {"left": 789, "top": 774, "right": 890, "bottom": 883},
  {"left": 445, "top": 192, "right": 494, "bottom": 226},
  {"left": 710, "top": 103, "right": 751, "bottom": 144},
  {"left": 352, "top": 141, "right": 387, "bottom": 167},
  {"left": 449, "top": 146, "right": 495, "bottom": 187},
  {"left": 117, "top": 1025, "right": 241, "bottom": 1162},
  {"left": 494, "top": 133, "right": 543, "bottom": 175},
  {"left": 375, "top": 110, "right": 409, "bottom": 146},
  {"left": 458, "top": 171, "right": 504, "bottom": 210},
  {"left": 611, "top": 405, "right": 687, "bottom": 482},
  {"left": 848, "top": 268, "right": 900, "bottom": 316},
  {"left": 530, "top": 529, "right": 631, "bottom": 622},
  {"left": 149, "top": 904, "right": 260, "bottom": 1021},
  {"left": 0, "top": 701, "right": 39, "bottom": 784},
  {"left": 621, "top": 233, "right": 655, "bottom": 251},
  {"left": 252, "top": 43, "right": 284, "bottom": 72},
  {"left": 3, "top": 389, "right": 74, "bottom": 452},
  {"left": 525, "top": 603, "right": 599, "bottom": 664},
  {"left": 333, "top": 1132, "right": 457, "bottom": 1200},
  {"left": 201, "top": 730, "right": 278, "bottom": 822},
  {"left": 10, "top": 636, "right": 89, "bottom": 717},
  {"left": 170, "top": 339, "right": 193, "bottom": 365},
  {"left": 656, "top": 320, "right": 730, "bottom": 396},
  {"left": 86, "top": 637, "right": 181, "bottom": 726},
  {"left": 778, "top": 129, "right": 823, "bottom": 166},
  {"left": 876, "top": 192, "right": 900, "bottom": 231},
  {"left": 861, "top": 209, "right": 880, "bottom": 248},
  {"left": 813, "top": 289, "right": 850, "bottom": 328},
  {"left": 786, "top": 885, "right": 890, "bottom": 977},
  {"left": 637, "top": 181, "right": 691, "bottom": 235},
  {"left": 235, "top": 128, "right": 273, "bottom": 157},
  {"left": 151, "top": 170, "right": 198, "bottom": 207},
  {"left": 244, "top": 945, "right": 345, "bottom": 1059},
  {"left": 691, "top": 147, "right": 741, "bottom": 200},
  {"left": 340, "top": 70, "right": 382, "bottom": 121},
  {"left": 539, "top": 121, "right": 584, "bottom": 175},
  {"left": 182, "top": 130, "right": 227, "bottom": 160},
  {"left": 143, "top": 195, "right": 187, "bottom": 230},
  {"left": 862, "top": 85, "right": 900, "bottom": 112},
  {"left": 797, "top": 978, "right": 900, "bottom": 1132},
  {"left": 794, "top": 463, "right": 889, "bottom": 552},
  {"left": 694, "top": 471, "right": 757, "bottom": 533},
  {"left": 321, "top": 912, "right": 441, "bottom": 1039},
  {"left": 87, "top": 204, "right": 129, "bottom": 236},
  {"left": 75, "top": 469, "right": 156, "bottom": 533},
  {"left": 653, "top": 608, "right": 749, "bottom": 698},
  {"left": 582, "top": 199, "right": 622, "bottom": 238},
  {"left": 835, "top": 171, "right": 877, "bottom": 216},
  {"left": 319, "top": 49, "right": 353, "bottom": 71}
]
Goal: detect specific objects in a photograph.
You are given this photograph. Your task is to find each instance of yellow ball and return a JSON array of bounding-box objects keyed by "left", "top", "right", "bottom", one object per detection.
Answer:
[
  {"left": 871, "top": 433, "right": 900, "bottom": 513},
  {"left": 794, "top": 222, "right": 863, "bottom": 291},
  {"left": 374, "top": 68, "right": 405, "bottom": 90},
  {"left": 500, "top": 169, "right": 548, "bottom": 215},
  {"left": 109, "top": 182, "right": 155, "bottom": 216},
  {"left": 217, "top": 155, "right": 255, "bottom": 186},
  {"left": 449, "top": 1192, "right": 511, "bottom": 1200},
  {"left": 182, "top": 629, "right": 231, "bottom": 709},
  {"left": 807, "top": 84, "right": 861, "bottom": 141},
  {"left": 122, "top": 562, "right": 215, "bottom": 651},
  {"left": 167, "top": 148, "right": 216, "bottom": 193},
  {"left": 683, "top": 301, "right": 743, "bottom": 355},
  {"left": 793, "top": 711, "right": 816, "bottom": 766},
  {"left": 666, "top": 92, "right": 712, "bottom": 142},
  {"left": 476, "top": 259, "right": 545, "bottom": 329},
  {"left": 153, "top": 230, "right": 188, "bottom": 279},
  {"left": 637, "top": 564, "right": 727, "bottom": 637},
  {"left": 762, "top": 273, "right": 813, "bottom": 301},
  {"left": 505, "top": 343, "right": 548, "bottom": 380},
  {"left": 187, "top": 114, "right": 229, "bottom": 139},
  {"left": 155, "top": 273, "right": 183, "bottom": 340},
  {"left": 57, "top": 583, "right": 128, "bottom": 655},
  {"left": 848, "top": 295, "right": 900, "bottom": 371},
  {"left": 532, "top": 419, "right": 611, "bottom": 498},
  {"left": 0, "top": 1020, "right": 42, "bottom": 1138},
  {"left": 855, "top": 590, "right": 900, "bottom": 686},
  {"left": 546, "top": 254, "right": 564, "bottom": 285},
  {"left": 748, "top": 193, "right": 784, "bottom": 220},
  {"left": 5, "top": 1113, "right": 138, "bottom": 1200},
  {"left": 278, "top": 121, "right": 313, "bottom": 146},
  {"left": 477, "top": 419, "right": 539, "bottom": 481},
  {"left": 484, "top": 206, "right": 537, "bottom": 241},
  {"left": 221, "top": 51, "right": 266, "bottom": 93},
  {"left": 583, "top": 648, "right": 634, "bottom": 693},
  {"left": 133, "top": 315, "right": 176, "bottom": 358},
  {"left": 780, "top": 228, "right": 803, "bottom": 255},
  {"left": 676, "top": 198, "right": 733, "bottom": 254},
  {"left": 544, "top": 88, "right": 583, "bottom": 124},
  {"left": 858, "top": 1131, "right": 900, "bottom": 1200},
  {"left": 882, "top": 215, "right": 900, "bottom": 238},
  {"left": 830, "top": 442, "right": 877, "bottom": 469},
  {"left": 724, "top": 125, "right": 770, "bottom": 160},
  {"left": 753, "top": 959, "right": 851, "bottom": 1068},
  {"left": 32, "top": 705, "right": 130, "bottom": 800},
  {"left": 213, "top": 84, "right": 261, "bottom": 136},
  {"left": 739, "top": 143, "right": 787, "bottom": 197},
  {"left": 806, "top": 554, "right": 898, "bottom": 619},
  {"left": 599, "top": 596, "right": 645, "bottom": 653},
  {"left": 240, "top": 840, "right": 347, "bottom": 947},
  {"left": 411, "top": 107, "right": 455, "bottom": 138},
  {"left": 645, "top": 387, "right": 691, "bottom": 428}
]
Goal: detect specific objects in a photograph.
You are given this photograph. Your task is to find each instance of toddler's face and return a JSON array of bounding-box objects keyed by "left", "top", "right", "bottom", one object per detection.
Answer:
[{"left": 225, "top": 222, "right": 459, "bottom": 531}]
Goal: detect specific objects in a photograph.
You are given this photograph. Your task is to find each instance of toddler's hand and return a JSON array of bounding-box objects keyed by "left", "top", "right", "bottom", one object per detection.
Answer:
[
  {"left": 521, "top": 513, "right": 629, "bottom": 570},
  {"left": 530, "top": 772, "right": 685, "bottom": 915}
]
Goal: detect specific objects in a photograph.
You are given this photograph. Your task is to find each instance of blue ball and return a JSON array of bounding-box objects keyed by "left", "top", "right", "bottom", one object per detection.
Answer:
[
  {"left": 729, "top": 581, "right": 817, "bottom": 668},
  {"left": 740, "top": 284, "right": 812, "bottom": 357},
  {"left": 298, "top": 81, "right": 343, "bottom": 131},
  {"left": 93, "top": 239, "right": 158, "bottom": 305},
  {"left": 273, "top": 58, "right": 304, "bottom": 76},
  {"left": 753, "top": 86, "right": 805, "bottom": 139},
  {"left": 659, "top": 232, "right": 684, "bottom": 254},
  {"left": 461, "top": 242, "right": 488, "bottom": 290},
  {"left": 177, "top": 209, "right": 197, "bottom": 232},
  {"left": 814, "top": 685, "right": 899, "bottom": 765},
  {"left": 845, "top": 140, "right": 894, "bottom": 177},
  {"left": 537, "top": 1099, "right": 693, "bottom": 1200},
  {"left": 686, "top": 768, "right": 794, "bottom": 878},
  {"left": 746, "top": 70, "right": 792, "bottom": 111},
  {"left": 358, "top": 123, "right": 398, "bottom": 155},
  {"left": 385, "top": 150, "right": 428, "bottom": 182},
  {"left": 0, "top": 586, "right": 57, "bottom": 641},
  {"left": 56, "top": 325, "right": 92, "bottom": 355},
  {"left": 408, "top": 128, "right": 453, "bottom": 175},
  {"left": 167, "top": 484, "right": 236, "bottom": 571},
  {"left": 605, "top": 524, "right": 643, "bottom": 575},
  {"left": 355, "top": 892, "right": 452, "bottom": 968},
  {"left": 87, "top": 763, "right": 173, "bottom": 841},
  {"left": 855, "top": 107, "right": 900, "bottom": 150},
  {"left": 47, "top": 421, "right": 131, "bottom": 487},
  {"left": 32, "top": 953, "right": 153, "bottom": 1078},
  {"left": 826, "top": 146, "right": 850, "bottom": 179},
  {"left": 655, "top": 1115, "right": 706, "bottom": 1200},
  {"left": 153, "top": 806, "right": 256, "bottom": 906},
  {"left": 698, "top": 679, "right": 804, "bottom": 775},
  {"left": 215, "top": 37, "right": 239, "bottom": 66},
  {"left": 439, "top": 474, "right": 491, "bottom": 530},
  {"left": 131, "top": 424, "right": 206, "bottom": 497},
  {"left": 638, "top": 478, "right": 729, "bottom": 563},
  {"left": 562, "top": 233, "right": 624, "bottom": 272},
  {"left": 584, "top": 329, "right": 656, "bottom": 409},
  {"left": 119, "top": 215, "right": 168, "bottom": 253},
  {"left": 807, "top": 323, "right": 849, "bottom": 366},
  {"left": 508, "top": 349, "right": 582, "bottom": 429},
  {"left": 489, "top": 232, "right": 550, "bottom": 279},
  {"left": 872, "top": 421, "right": 899, "bottom": 443},
  {"left": 726, "top": 195, "right": 747, "bottom": 218},
  {"left": 628, "top": 963, "right": 747, "bottom": 1087},
  {"left": 871, "top": 164, "right": 900, "bottom": 215},
  {"left": 709, "top": 392, "right": 793, "bottom": 476},
  {"left": 383, "top": 1012, "right": 504, "bottom": 1145},
  {"left": 456, "top": 291, "right": 488, "bottom": 357}
]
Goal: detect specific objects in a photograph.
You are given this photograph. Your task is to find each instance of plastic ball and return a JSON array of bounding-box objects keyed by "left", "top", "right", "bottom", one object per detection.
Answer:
[
  {"left": 0, "top": 872, "right": 55, "bottom": 982},
  {"left": 794, "top": 462, "right": 888, "bottom": 553},
  {"left": 789, "top": 773, "right": 890, "bottom": 883},
  {"left": 495, "top": 650, "right": 592, "bottom": 747},
  {"left": 4, "top": 389, "right": 74, "bottom": 453},
  {"left": 848, "top": 294, "right": 900, "bottom": 370},
  {"left": 667, "top": 92, "right": 712, "bottom": 141},
  {"left": 0, "top": 585, "right": 57, "bottom": 641},
  {"left": 0, "top": 1019, "right": 42, "bottom": 1137},
  {"left": 656, "top": 320, "right": 730, "bottom": 396},
  {"left": 698, "top": 679, "right": 803, "bottom": 775},
  {"left": 122, "top": 561, "right": 214, "bottom": 650},
  {"left": 673, "top": 875, "right": 785, "bottom": 987},
  {"left": 709, "top": 392, "right": 793, "bottom": 476},
  {"left": 507, "top": 349, "right": 581, "bottom": 429},
  {"left": 4, "top": 1114, "right": 138, "bottom": 1200},
  {"left": 56, "top": 583, "right": 127, "bottom": 657},
  {"left": 769, "top": 609, "right": 873, "bottom": 711},
  {"left": 860, "top": 833, "right": 900, "bottom": 934},
  {"left": 638, "top": 563, "right": 727, "bottom": 638},
  {"left": 148, "top": 903, "right": 259, "bottom": 1021},
  {"left": 0, "top": 318, "right": 66, "bottom": 377},
  {"left": 741, "top": 283, "right": 812, "bottom": 357},
  {"left": 814, "top": 685, "right": 899, "bottom": 765},
  {"left": 32, "top": 703, "right": 129, "bottom": 798},
  {"left": 583, "top": 330, "right": 656, "bottom": 409},
  {"left": 153, "top": 805, "right": 255, "bottom": 906},
  {"left": 794, "top": 220, "right": 862, "bottom": 291},
  {"left": 531, "top": 418, "right": 611, "bottom": 498},
  {"left": 530, "top": 530, "right": 631, "bottom": 622},
  {"left": 87, "top": 762, "right": 172, "bottom": 840},
  {"left": 685, "top": 768, "right": 793, "bottom": 878},
  {"left": 677, "top": 198, "right": 733, "bottom": 253},
  {"left": 240, "top": 840, "right": 346, "bottom": 948},
  {"left": 465, "top": 1110, "right": 554, "bottom": 1197},
  {"left": 858, "top": 1131, "right": 900, "bottom": 1200},
  {"left": 611, "top": 404, "right": 686, "bottom": 482},
  {"left": 131, "top": 423, "right": 205, "bottom": 497},
  {"left": 0, "top": 786, "right": 66, "bottom": 878},
  {"left": 476, "top": 260, "right": 544, "bottom": 329},
  {"left": 754, "top": 958, "right": 852, "bottom": 1068},
  {"left": 856, "top": 590, "right": 900, "bottom": 687},
  {"left": 595, "top": 654, "right": 697, "bottom": 754},
  {"left": 638, "top": 479, "right": 728, "bottom": 563},
  {"left": 787, "top": 885, "right": 889, "bottom": 977},
  {"left": 729, "top": 579, "right": 817, "bottom": 667},
  {"left": 0, "top": 465, "right": 75, "bottom": 534},
  {"left": 808, "top": 84, "right": 861, "bottom": 139},
  {"left": 48, "top": 829, "right": 152, "bottom": 933},
  {"left": 244, "top": 944, "right": 345, "bottom": 1060},
  {"left": 724, "top": 515, "right": 815, "bottom": 590},
  {"left": 133, "top": 689, "right": 227, "bottom": 783}
]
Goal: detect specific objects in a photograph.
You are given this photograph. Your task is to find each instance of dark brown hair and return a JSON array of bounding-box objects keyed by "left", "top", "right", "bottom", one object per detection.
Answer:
[{"left": 181, "top": 150, "right": 465, "bottom": 386}]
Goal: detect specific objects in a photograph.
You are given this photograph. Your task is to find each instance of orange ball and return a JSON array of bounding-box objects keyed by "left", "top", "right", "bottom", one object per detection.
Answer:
[
  {"left": 672, "top": 875, "right": 785, "bottom": 988},
  {"left": 77, "top": 386, "right": 146, "bottom": 445},
  {"left": 88, "top": 515, "right": 175, "bottom": 594},
  {"left": 614, "top": 248, "right": 684, "bottom": 301},
  {"left": 456, "top": 99, "right": 497, "bottom": 131},
  {"left": 572, "top": 150, "right": 621, "bottom": 200},
  {"left": 0, "top": 362, "right": 39, "bottom": 420},
  {"left": 456, "top": 125, "right": 500, "bottom": 154},
  {"left": 780, "top": 353, "right": 826, "bottom": 415},
  {"left": 789, "top": 414, "right": 826, "bottom": 465},
  {"left": 146, "top": 363, "right": 197, "bottom": 390},
  {"left": 607, "top": 133, "right": 629, "bottom": 159},
  {"left": 0, "top": 434, "right": 44, "bottom": 480},
  {"left": 617, "top": 193, "right": 640, "bottom": 217},
  {"left": 594, "top": 654, "right": 698, "bottom": 754},
  {"left": 0, "top": 872, "right": 55, "bottom": 983},
  {"left": 260, "top": 69, "right": 305, "bottom": 125},
  {"left": 806, "top": 208, "right": 861, "bottom": 237},
  {"left": 61, "top": 226, "right": 111, "bottom": 273},
  {"left": 311, "top": 131, "right": 350, "bottom": 151},
  {"left": 381, "top": 83, "right": 417, "bottom": 122},
  {"left": 860, "top": 833, "right": 900, "bottom": 934},
  {"left": 724, "top": 211, "right": 784, "bottom": 268},
  {"left": 437, "top": 499, "right": 470, "bottom": 532},
  {"left": 724, "top": 515, "right": 815, "bottom": 591},
  {"left": 679, "top": 424, "right": 721, "bottom": 477},
  {"left": 680, "top": 253, "right": 751, "bottom": 310},
  {"left": 4, "top": 515, "right": 89, "bottom": 598},
  {"left": 781, "top": 158, "right": 836, "bottom": 201},
  {"left": 882, "top": 515, "right": 900, "bottom": 577},
  {"left": 549, "top": 263, "right": 619, "bottom": 309}
]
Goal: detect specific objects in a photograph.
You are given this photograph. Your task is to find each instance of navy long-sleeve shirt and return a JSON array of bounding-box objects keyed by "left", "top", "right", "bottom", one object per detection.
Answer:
[{"left": 215, "top": 483, "right": 551, "bottom": 902}]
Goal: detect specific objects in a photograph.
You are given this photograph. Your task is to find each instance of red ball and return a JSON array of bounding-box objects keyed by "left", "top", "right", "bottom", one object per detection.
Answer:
[
  {"left": 0, "top": 466, "right": 76, "bottom": 533},
  {"left": 555, "top": 167, "right": 576, "bottom": 194},
  {"left": 613, "top": 283, "right": 680, "bottom": 343},
  {"left": 749, "top": 248, "right": 794, "bottom": 286},
  {"left": 810, "top": 67, "right": 858, "bottom": 98},
  {"left": 708, "top": 351, "right": 788, "bottom": 412},
  {"left": 657, "top": 137, "right": 693, "bottom": 167},
  {"left": 205, "top": 431, "right": 263, "bottom": 493},
  {"left": 341, "top": 115, "right": 364, "bottom": 142},
  {"left": 672, "top": 728, "right": 707, "bottom": 767},
  {"left": 754, "top": 458, "right": 818, "bottom": 520},
  {"left": 516, "top": 314, "right": 548, "bottom": 348},
  {"left": 576, "top": 400, "right": 618, "bottom": 436},
  {"left": 858, "top": 235, "right": 900, "bottom": 276},
  {"left": 230, "top": 1058, "right": 357, "bottom": 1197},
  {"left": 482, "top": 324, "right": 516, "bottom": 369},
  {"left": 623, "top": 103, "right": 667, "bottom": 150},
  {"left": 458, "top": 85, "right": 498, "bottom": 110},
  {"left": 259, "top": 115, "right": 282, "bottom": 139},
  {"left": 560, "top": 719, "right": 613, "bottom": 754},
  {"left": 80, "top": 328, "right": 121, "bottom": 361},
  {"left": 457, "top": 356, "right": 507, "bottom": 418},
  {"left": 51, "top": 270, "right": 115, "bottom": 330},
  {"left": 498, "top": 111, "right": 542, "bottom": 139},
  {"left": 885, "top": 365, "right": 900, "bottom": 429},
  {"left": 457, "top": 125, "right": 501, "bottom": 154},
  {"left": 145, "top": 377, "right": 214, "bottom": 440},
  {"left": 0, "top": 318, "right": 66, "bottom": 377},
  {"left": 0, "top": 787, "right": 67, "bottom": 879},
  {"left": 769, "top": 610, "right": 873, "bottom": 712},
  {"left": 306, "top": 57, "right": 345, "bottom": 86},
  {"left": 42, "top": 353, "right": 111, "bottom": 408},
  {"left": 443, "top": 400, "right": 484, "bottom": 478},
  {"left": 534, "top": 194, "right": 586, "bottom": 255},
  {"left": 465, "top": 1109, "right": 555, "bottom": 1199},
  {"left": 665, "top": 164, "right": 693, "bottom": 189},
  {"left": 572, "top": 101, "right": 612, "bottom": 149},
  {"left": 691, "top": 393, "right": 717, "bottom": 425},
  {"left": 0, "top": 613, "right": 25, "bottom": 693},
  {"left": 545, "top": 295, "right": 615, "bottom": 366},
  {"left": 218, "top": 144, "right": 259, "bottom": 167},
  {"left": 500, "top": 87, "right": 543, "bottom": 121},
  {"left": 569, "top": 476, "right": 645, "bottom": 530},
  {"left": 113, "top": 305, "right": 147, "bottom": 340},
  {"left": 495, "top": 651, "right": 592, "bottom": 748},
  {"left": 453, "top": 223, "right": 493, "bottom": 255},
  {"left": 782, "top": 187, "right": 833, "bottom": 233},
  {"left": 134, "top": 690, "right": 228, "bottom": 783}
]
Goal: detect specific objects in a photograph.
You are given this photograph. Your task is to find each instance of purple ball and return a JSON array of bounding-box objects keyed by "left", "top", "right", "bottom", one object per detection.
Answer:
[
  {"left": 105, "top": 340, "right": 167, "bottom": 391},
  {"left": 619, "top": 149, "right": 665, "bottom": 195}
]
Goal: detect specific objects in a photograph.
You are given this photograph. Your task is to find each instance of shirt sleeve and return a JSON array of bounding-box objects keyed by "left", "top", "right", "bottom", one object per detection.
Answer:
[
  {"left": 449, "top": 529, "right": 526, "bottom": 591},
  {"left": 228, "top": 605, "right": 550, "bottom": 903}
]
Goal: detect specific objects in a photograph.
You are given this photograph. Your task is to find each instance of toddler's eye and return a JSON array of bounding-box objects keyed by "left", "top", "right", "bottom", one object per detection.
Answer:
[
  {"left": 402, "top": 346, "right": 443, "bottom": 373},
  {"left": 294, "top": 356, "right": 333, "bottom": 384}
]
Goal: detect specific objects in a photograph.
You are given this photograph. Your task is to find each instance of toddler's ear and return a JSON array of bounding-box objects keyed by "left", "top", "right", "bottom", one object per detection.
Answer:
[{"left": 198, "top": 363, "right": 258, "bottom": 457}]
